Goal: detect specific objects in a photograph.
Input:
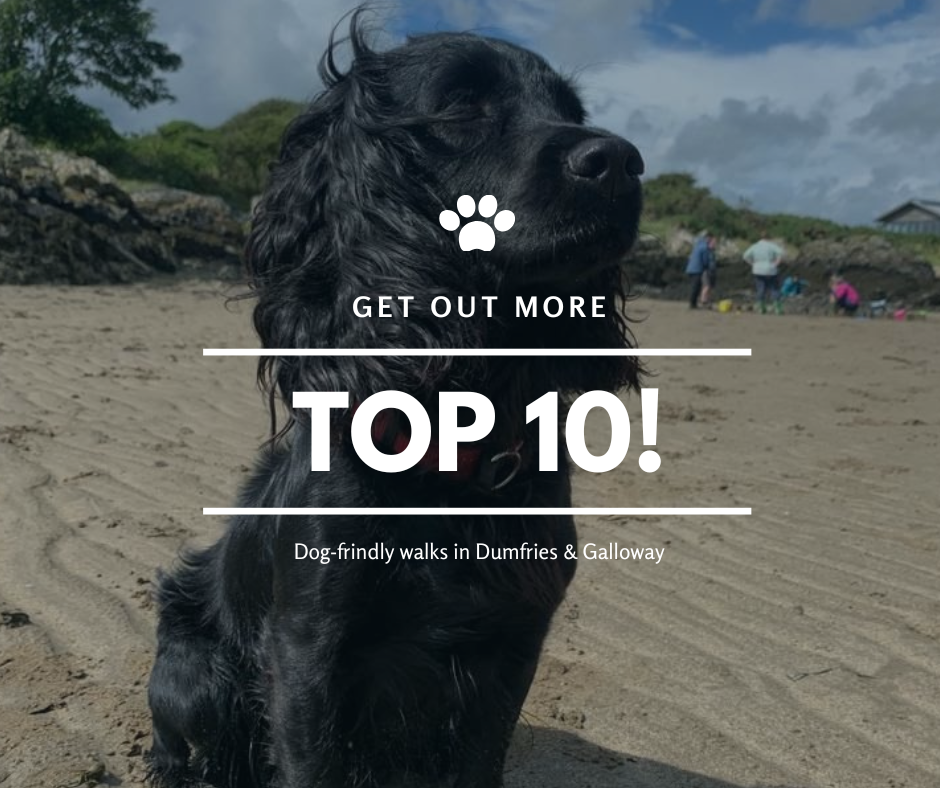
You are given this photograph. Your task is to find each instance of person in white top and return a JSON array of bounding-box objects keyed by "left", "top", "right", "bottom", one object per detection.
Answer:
[{"left": 743, "top": 231, "right": 784, "bottom": 314}]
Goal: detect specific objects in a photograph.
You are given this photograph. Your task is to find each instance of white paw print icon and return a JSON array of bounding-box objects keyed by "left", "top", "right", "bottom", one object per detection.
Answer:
[{"left": 439, "top": 195, "right": 515, "bottom": 252}]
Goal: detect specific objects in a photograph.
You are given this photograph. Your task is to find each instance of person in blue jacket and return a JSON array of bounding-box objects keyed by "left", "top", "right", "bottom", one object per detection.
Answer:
[{"left": 685, "top": 231, "right": 716, "bottom": 309}]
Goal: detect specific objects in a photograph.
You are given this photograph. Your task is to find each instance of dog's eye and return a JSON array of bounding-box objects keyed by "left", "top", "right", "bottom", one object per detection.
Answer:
[
  {"left": 438, "top": 82, "right": 491, "bottom": 116},
  {"left": 443, "top": 87, "right": 481, "bottom": 108},
  {"left": 434, "top": 57, "right": 499, "bottom": 117},
  {"left": 428, "top": 59, "right": 500, "bottom": 146}
]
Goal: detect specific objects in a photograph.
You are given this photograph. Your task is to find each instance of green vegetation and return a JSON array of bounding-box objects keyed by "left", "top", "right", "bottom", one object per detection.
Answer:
[
  {"left": 90, "top": 99, "right": 304, "bottom": 209},
  {"left": 2, "top": 0, "right": 937, "bottom": 267},
  {"left": 0, "top": 0, "right": 300, "bottom": 209},
  {"left": 641, "top": 172, "right": 940, "bottom": 265},
  {"left": 884, "top": 233, "right": 940, "bottom": 271},
  {"left": 643, "top": 173, "right": 846, "bottom": 244},
  {"left": 0, "top": 0, "right": 181, "bottom": 149}
]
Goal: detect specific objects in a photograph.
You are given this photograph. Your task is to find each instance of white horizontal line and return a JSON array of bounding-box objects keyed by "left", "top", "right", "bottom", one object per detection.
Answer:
[
  {"left": 203, "top": 507, "right": 751, "bottom": 516},
  {"left": 203, "top": 349, "right": 751, "bottom": 357}
]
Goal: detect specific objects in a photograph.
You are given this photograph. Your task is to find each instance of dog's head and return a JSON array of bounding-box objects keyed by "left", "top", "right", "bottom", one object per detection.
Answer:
[
  {"left": 389, "top": 32, "right": 644, "bottom": 285},
  {"left": 247, "top": 12, "right": 644, "bottom": 434}
]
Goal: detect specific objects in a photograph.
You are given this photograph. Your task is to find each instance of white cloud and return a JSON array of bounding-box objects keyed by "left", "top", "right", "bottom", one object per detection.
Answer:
[
  {"left": 89, "top": 0, "right": 370, "bottom": 133},
  {"left": 571, "top": 7, "right": 940, "bottom": 224},
  {"left": 427, "top": 0, "right": 658, "bottom": 65},
  {"left": 852, "top": 67, "right": 888, "bottom": 95},
  {"left": 83, "top": 0, "right": 940, "bottom": 225},
  {"left": 756, "top": 0, "right": 786, "bottom": 22},
  {"left": 850, "top": 77, "right": 940, "bottom": 142},
  {"left": 663, "top": 23, "right": 700, "bottom": 42},
  {"left": 800, "top": 0, "right": 907, "bottom": 28},
  {"left": 752, "top": 0, "right": 909, "bottom": 27},
  {"left": 667, "top": 100, "right": 830, "bottom": 168},
  {"left": 410, "top": 0, "right": 940, "bottom": 223}
]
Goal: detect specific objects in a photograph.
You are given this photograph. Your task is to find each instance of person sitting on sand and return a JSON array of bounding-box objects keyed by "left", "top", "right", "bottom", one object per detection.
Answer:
[
  {"left": 829, "top": 273, "right": 860, "bottom": 316},
  {"left": 781, "top": 275, "right": 806, "bottom": 298}
]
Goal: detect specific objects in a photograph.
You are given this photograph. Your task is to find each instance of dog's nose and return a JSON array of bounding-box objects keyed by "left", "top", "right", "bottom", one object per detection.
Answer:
[{"left": 565, "top": 137, "right": 644, "bottom": 195}]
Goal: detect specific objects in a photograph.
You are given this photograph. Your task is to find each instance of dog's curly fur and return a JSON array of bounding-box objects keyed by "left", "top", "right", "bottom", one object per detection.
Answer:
[{"left": 147, "top": 11, "right": 643, "bottom": 788}]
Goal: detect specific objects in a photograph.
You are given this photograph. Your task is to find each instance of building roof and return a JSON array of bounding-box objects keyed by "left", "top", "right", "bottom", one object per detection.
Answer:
[{"left": 876, "top": 199, "right": 940, "bottom": 224}]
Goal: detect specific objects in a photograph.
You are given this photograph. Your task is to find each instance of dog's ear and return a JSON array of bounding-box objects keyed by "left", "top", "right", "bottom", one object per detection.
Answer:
[{"left": 245, "top": 14, "right": 486, "bottom": 438}]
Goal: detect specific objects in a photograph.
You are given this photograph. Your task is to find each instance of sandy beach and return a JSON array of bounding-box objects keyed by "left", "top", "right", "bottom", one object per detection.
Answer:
[{"left": 1, "top": 282, "right": 939, "bottom": 788}]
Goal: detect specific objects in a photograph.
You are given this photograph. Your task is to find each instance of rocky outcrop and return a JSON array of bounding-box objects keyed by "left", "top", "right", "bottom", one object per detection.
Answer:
[
  {"left": 3, "top": 125, "right": 937, "bottom": 306},
  {"left": 793, "top": 236, "right": 936, "bottom": 304},
  {"left": 0, "top": 128, "right": 245, "bottom": 285},
  {"left": 624, "top": 229, "right": 940, "bottom": 307},
  {"left": 130, "top": 188, "right": 245, "bottom": 271}
]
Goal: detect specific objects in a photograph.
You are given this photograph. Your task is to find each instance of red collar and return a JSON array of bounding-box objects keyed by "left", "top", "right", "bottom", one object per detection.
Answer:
[{"left": 369, "top": 408, "right": 525, "bottom": 490}]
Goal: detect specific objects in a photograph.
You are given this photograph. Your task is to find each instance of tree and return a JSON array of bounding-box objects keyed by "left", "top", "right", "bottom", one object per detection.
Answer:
[
  {"left": 215, "top": 100, "right": 305, "bottom": 205},
  {"left": 0, "top": 0, "right": 181, "bottom": 148},
  {"left": 94, "top": 100, "right": 305, "bottom": 209}
]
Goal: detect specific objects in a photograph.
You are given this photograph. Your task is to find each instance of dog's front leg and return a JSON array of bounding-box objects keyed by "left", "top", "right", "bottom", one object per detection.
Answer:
[
  {"left": 266, "top": 618, "right": 352, "bottom": 788},
  {"left": 452, "top": 653, "right": 542, "bottom": 788}
]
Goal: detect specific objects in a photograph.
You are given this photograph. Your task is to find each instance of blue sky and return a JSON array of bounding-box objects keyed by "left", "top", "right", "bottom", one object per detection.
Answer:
[
  {"left": 90, "top": 0, "right": 940, "bottom": 226},
  {"left": 646, "top": 0, "right": 928, "bottom": 51}
]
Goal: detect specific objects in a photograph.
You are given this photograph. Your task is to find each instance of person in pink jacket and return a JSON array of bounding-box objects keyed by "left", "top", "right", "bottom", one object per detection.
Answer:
[{"left": 829, "top": 272, "right": 860, "bottom": 316}]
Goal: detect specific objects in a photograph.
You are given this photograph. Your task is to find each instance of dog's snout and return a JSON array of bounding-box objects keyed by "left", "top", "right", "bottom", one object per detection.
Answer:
[{"left": 565, "top": 137, "right": 644, "bottom": 194}]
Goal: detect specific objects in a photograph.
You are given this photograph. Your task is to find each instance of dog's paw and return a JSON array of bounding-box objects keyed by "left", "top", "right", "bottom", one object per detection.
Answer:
[{"left": 439, "top": 195, "right": 515, "bottom": 252}]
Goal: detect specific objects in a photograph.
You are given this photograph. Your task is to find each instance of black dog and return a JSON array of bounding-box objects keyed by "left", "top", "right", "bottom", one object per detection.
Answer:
[{"left": 148, "top": 12, "right": 643, "bottom": 788}]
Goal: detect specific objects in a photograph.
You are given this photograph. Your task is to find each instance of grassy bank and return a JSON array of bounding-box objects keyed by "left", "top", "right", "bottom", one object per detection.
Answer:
[{"left": 641, "top": 173, "right": 940, "bottom": 266}]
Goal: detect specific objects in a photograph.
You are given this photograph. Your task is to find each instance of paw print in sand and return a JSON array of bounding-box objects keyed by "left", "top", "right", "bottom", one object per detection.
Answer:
[{"left": 439, "top": 195, "right": 515, "bottom": 252}]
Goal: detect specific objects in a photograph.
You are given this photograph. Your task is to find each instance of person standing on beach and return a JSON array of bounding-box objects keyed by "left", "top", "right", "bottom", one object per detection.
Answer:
[
  {"left": 743, "top": 230, "right": 784, "bottom": 314},
  {"left": 701, "top": 234, "right": 718, "bottom": 307},
  {"left": 685, "top": 231, "right": 715, "bottom": 309}
]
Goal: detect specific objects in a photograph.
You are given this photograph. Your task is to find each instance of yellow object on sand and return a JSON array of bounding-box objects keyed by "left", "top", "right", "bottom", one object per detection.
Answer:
[{"left": 718, "top": 299, "right": 733, "bottom": 313}]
